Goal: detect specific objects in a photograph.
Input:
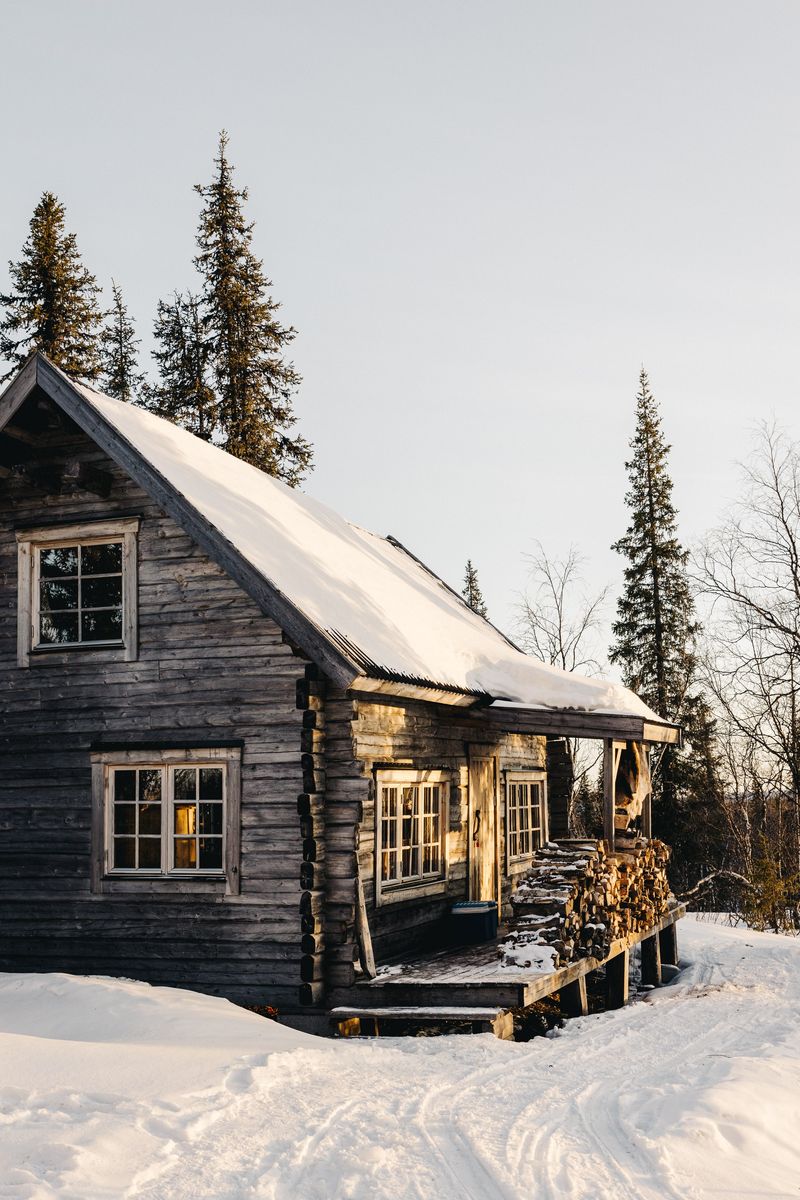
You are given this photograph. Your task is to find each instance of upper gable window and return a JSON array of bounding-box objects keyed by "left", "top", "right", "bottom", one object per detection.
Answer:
[{"left": 16, "top": 518, "right": 139, "bottom": 665}]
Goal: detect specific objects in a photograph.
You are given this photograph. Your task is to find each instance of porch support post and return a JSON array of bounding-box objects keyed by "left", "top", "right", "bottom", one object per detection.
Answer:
[
  {"left": 641, "top": 932, "right": 662, "bottom": 986},
  {"left": 560, "top": 975, "right": 589, "bottom": 1018},
  {"left": 606, "top": 948, "right": 629, "bottom": 1009},
  {"left": 603, "top": 738, "right": 616, "bottom": 851},
  {"left": 659, "top": 921, "right": 679, "bottom": 967},
  {"left": 643, "top": 747, "right": 653, "bottom": 840}
]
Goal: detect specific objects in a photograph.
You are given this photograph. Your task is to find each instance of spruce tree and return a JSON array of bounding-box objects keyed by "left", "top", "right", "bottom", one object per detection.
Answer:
[
  {"left": 610, "top": 368, "right": 719, "bottom": 883},
  {"left": 0, "top": 192, "right": 103, "bottom": 381},
  {"left": 100, "top": 281, "right": 146, "bottom": 402},
  {"left": 193, "top": 132, "right": 311, "bottom": 483},
  {"left": 462, "top": 559, "right": 489, "bottom": 618},
  {"left": 147, "top": 293, "right": 217, "bottom": 441}
]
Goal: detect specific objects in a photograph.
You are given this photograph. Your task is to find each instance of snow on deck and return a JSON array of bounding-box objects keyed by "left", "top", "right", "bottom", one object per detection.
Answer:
[
  {"left": 2, "top": 918, "right": 800, "bottom": 1198},
  {"left": 74, "top": 379, "right": 656, "bottom": 718}
]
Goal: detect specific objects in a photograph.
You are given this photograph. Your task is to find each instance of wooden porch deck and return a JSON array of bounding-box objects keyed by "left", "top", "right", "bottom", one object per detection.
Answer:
[{"left": 330, "top": 903, "right": 686, "bottom": 1026}]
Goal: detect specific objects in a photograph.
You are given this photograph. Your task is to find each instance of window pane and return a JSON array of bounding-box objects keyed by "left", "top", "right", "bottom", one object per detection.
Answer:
[
  {"left": 40, "top": 546, "right": 78, "bottom": 577},
  {"left": 199, "top": 803, "right": 223, "bottom": 835},
  {"left": 199, "top": 838, "right": 222, "bottom": 869},
  {"left": 81, "top": 542, "right": 122, "bottom": 574},
  {"left": 199, "top": 768, "right": 223, "bottom": 800},
  {"left": 139, "top": 770, "right": 162, "bottom": 804},
  {"left": 174, "top": 804, "right": 196, "bottom": 834},
  {"left": 114, "top": 837, "right": 135, "bottom": 868},
  {"left": 381, "top": 786, "right": 397, "bottom": 819},
  {"left": 174, "top": 768, "right": 196, "bottom": 801},
  {"left": 82, "top": 576, "right": 123, "bottom": 608},
  {"left": 81, "top": 609, "right": 122, "bottom": 641},
  {"left": 40, "top": 612, "right": 79, "bottom": 643},
  {"left": 174, "top": 838, "right": 196, "bottom": 868},
  {"left": 114, "top": 770, "right": 136, "bottom": 803},
  {"left": 139, "top": 802, "right": 161, "bottom": 835},
  {"left": 114, "top": 804, "right": 135, "bottom": 835},
  {"left": 139, "top": 838, "right": 161, "bottom": 869},
  {"left": 41, "top": 579, "right": 79, "bottom": 610}
]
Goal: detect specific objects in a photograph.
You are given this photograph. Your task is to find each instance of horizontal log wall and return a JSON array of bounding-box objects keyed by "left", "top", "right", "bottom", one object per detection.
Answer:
[
  {"left": 0, "top": 403, "right": 309, "bottom": 1010},
  {"left": 323, "top": 692, "right": 546, "bottom": 982}
]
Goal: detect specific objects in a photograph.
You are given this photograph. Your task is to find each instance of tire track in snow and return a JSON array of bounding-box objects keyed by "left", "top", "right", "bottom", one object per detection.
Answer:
[{"left": 127, "top": 924, "right": 800, "bottom": 1200}]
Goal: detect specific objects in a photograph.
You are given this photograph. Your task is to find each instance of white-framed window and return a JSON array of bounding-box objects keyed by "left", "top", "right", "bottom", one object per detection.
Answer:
[
  {"left": 506, "top": 773, "right": 547, "bottom": 862},
  {"left": 375, "top": 770, "right": 449, "bottom": 904},
  {"left": 16, "top": 518, "right": 139, "bottom": 665},
  {"left": 90, "top": 747, "right": 241, "bottom": 894}
]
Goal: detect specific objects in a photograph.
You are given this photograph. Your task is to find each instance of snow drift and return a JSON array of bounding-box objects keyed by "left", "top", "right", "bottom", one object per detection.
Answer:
[{"left": 2, "top": 920, "right": 800, "bottom": 1198}]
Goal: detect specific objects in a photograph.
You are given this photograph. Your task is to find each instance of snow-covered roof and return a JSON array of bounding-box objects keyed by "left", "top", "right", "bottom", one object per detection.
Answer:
[
  {"left": 67, "top": 381, "right": 656, "bottom": 721},
  {"left": 1, "top": 355, "right": 663, "bottom": 722}
]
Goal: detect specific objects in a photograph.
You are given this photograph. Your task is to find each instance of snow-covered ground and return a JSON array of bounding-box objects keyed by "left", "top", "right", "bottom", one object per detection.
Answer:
[{"left": 2, "top": 917, "right": 799, "bottom": 1200}]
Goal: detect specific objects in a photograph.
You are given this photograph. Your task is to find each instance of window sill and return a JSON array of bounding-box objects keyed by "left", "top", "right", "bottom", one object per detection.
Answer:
[
  {"left": 28, "top": 642, "right": 132, "bottom": 667},
  {"left": 32, "top": 641, "right": 126, "bottom": 654},
  {"left": 104, "top": 872, "right": 226, "bottom": 881},
  {"left": 95, "top": 874, "right": 230, "bottom": 895},
  {"left": 376, "top": 877, "right": 447, "bottom": 906}
]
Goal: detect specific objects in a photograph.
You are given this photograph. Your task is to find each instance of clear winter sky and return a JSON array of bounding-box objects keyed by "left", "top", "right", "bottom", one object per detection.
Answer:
[{"left": 2, "top": 1, "right": 798, "bottom": 653}]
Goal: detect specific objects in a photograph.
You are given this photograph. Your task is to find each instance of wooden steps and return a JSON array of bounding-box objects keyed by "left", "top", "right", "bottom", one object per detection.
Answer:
[{"left": 330, "top": 1005, "right": 514, "bottom": 1039}]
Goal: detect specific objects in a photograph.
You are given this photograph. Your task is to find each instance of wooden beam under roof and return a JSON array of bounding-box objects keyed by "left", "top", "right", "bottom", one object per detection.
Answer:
[{"left": 480, "top": 703, "right": 682, "bottom": 745}]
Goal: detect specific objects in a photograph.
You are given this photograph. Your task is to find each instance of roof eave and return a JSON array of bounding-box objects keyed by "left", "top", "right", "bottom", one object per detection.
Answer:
[{"left": 481, "top": 703, "right": 683, "bottom": 745}]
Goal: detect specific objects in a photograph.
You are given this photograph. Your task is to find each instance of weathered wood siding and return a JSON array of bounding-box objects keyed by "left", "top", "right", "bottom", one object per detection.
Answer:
[
  {"left": 0, "top": 404, "right": 311, "bottom": 1009},
  {"left": 322, "top": 692, "right": 545, "bottom": 985}
]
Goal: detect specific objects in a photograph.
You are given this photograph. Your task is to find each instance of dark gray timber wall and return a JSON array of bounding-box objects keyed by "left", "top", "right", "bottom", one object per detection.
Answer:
[{"left": 0, "top": 407, "right": 310, "bottom": 1009}]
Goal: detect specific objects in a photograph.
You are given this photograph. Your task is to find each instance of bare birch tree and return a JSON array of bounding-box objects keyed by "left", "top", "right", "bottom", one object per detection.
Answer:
[
  {"left": 517, "top": 543, "right": 609, "bottom": 830},
  {"left": 697, "top": 424, "right": 800, "bottom": 911}
]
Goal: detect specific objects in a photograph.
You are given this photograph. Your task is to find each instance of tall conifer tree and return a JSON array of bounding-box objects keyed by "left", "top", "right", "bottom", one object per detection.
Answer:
[
  {"left": 100, "top": 281, "right": 145, "bottom": 402},
  {"left": 193, "top": 132, "right": 311, "bottom": 483},
  {"left": 0, "top": 192, "right": 103, "bottom": 381},
  {"left": 148, "top": 293, "right": 217, "bottom": 441},
  {"left": 462, "top": 559, "right": 489, "bottom": 618},
  {"left": 610, "top": 369, "right": 719, "bottom": 880}
]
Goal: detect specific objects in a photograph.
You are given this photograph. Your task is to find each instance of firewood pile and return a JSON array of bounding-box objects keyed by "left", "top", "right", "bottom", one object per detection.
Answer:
[{"left": 500, "top": 838, "right": 672, "bottom": 972}]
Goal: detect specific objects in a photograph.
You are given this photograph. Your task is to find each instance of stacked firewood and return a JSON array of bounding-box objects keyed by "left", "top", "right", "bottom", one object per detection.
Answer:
[{"left": 501, "top": 838, "right": 672, "bottom": 972}]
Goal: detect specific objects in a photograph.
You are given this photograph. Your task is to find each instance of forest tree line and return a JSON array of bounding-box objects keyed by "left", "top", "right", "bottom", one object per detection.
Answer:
[
  {"left": 0, "top": 132, "right": 311, "bottom": 485},
  {"left": 2, "top": 133, "right": 797, "bottom": 930},
  {"left": 463, "top": 376, "right": 800, "bottom": 932}
]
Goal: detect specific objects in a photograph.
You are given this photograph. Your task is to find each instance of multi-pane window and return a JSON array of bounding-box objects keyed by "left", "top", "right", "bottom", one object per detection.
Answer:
[
  {"left": 108, "top": 762, "right": 226, "bottom": 874},
  {"left": 507, "top": 777, "right": 544, "bottom": 860},
  {"left": 378, "top": 774, "right": 446, "bottom": 889},
  {"left": 17, "top": 518, "right": 138, "bottom": 665},
  {"left": 38, "top": 540, "right": 123, "bottom": 646}
]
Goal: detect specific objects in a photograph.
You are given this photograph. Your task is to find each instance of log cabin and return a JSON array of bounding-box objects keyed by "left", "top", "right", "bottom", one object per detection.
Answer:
[{"left": 0, "top": 354, "right": 684, "bottom": 1035}]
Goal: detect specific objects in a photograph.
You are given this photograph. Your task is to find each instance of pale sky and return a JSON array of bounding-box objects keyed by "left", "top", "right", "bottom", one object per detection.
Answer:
[{"left": 2, "top": 1, "right": 799, "bottom": 652}]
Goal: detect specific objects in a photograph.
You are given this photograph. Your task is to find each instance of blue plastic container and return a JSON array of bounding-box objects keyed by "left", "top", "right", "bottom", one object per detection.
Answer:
[{"left": 449, "top": 900, "right": 499, "bottom": 945}]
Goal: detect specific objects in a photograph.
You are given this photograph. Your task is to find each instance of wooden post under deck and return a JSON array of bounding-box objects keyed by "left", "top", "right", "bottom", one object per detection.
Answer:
[
  {"left": 659, "top": 921, "right": 679, "bottom": 966},
  {"left": 560, "top": 975, "right": 589, "bottom": 1018},
  {"left": 641, "top": 931, "right": 662, "bottom": 986},
  {"left": 606, "top": 947, "right": 630, "bottom": 1009}
]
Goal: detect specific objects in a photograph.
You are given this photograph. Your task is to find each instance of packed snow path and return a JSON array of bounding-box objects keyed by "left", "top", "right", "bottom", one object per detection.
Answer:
[{"left": 1, "top": 918, "right": 799, "bottom": 1200}]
